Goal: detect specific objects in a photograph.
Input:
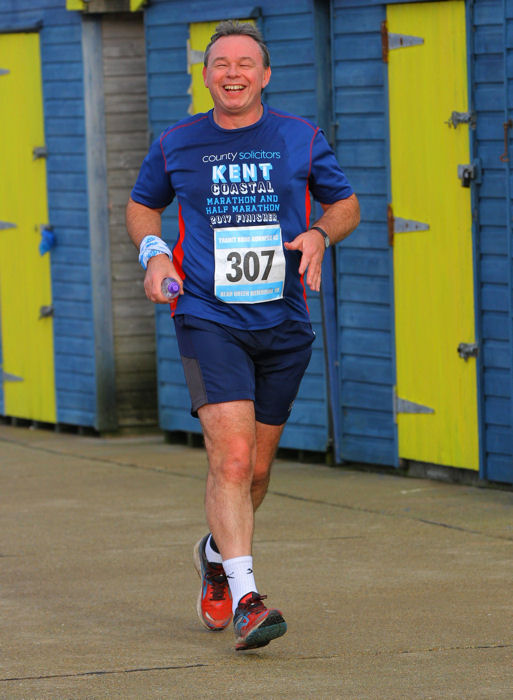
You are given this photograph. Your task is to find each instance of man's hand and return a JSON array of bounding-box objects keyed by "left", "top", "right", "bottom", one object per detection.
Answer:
[
  {"left": 284, "top": 195, "right": 360, "bottom": 292},
  {"left": 284, "top": 229, "right": 326, "bottom": 292},
  {"left": 144, "top": 254, "right": 183, "bottom": 303}
]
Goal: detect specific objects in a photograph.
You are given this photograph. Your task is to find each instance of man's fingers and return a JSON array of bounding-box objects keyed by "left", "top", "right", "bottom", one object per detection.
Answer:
[
  {"left": 306, "top": 260, "right": 322, "bottom": 292},
  {"left": 286, "top": 233, "right": 324, "bottom": 291},
  {"left": 144, "top": 259, "right": 181, "bottom": 303}
]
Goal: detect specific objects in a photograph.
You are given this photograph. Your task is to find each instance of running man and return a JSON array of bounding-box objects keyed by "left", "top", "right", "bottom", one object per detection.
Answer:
[{"left": 126, "top": 20, "right": 359, "bottom": 651}]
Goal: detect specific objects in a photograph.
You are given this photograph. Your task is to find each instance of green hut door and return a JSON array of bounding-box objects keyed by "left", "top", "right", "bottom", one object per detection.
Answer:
[{"left": 0, "top": 33, "right": 56, "bottom": 422}]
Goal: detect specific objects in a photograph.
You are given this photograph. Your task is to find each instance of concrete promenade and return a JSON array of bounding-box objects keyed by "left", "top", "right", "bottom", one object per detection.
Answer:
[{"left": 1, "top": 423, "right": 512, "bottom": 699}]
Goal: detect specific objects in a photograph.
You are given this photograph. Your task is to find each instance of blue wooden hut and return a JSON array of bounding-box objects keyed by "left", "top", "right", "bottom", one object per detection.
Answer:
[
  {"left": 329, "top": 0, "right": 513, "bottom": 486},
  {"left": 0, "top": 0, "right": 158, "bottom": 432},
  {"left": 140, "top": 0, "right": 513, "bottom": 484},
  {"left": 1, "top": 0, "right": 512, "bottom": 485}
]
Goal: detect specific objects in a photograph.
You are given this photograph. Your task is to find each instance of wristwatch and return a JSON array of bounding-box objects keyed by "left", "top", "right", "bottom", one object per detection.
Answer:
[{"left": 310, "top": 225, "right": 330, "bottom": 248}]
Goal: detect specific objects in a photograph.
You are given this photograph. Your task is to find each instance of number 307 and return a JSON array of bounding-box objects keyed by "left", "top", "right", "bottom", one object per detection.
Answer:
[{"left": 225, "top": 250, "right": 275, "bottom": 282}]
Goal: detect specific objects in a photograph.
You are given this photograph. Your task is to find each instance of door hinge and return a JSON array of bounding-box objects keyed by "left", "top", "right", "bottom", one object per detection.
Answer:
[
  {"left": 445, "top": 110, "right": 476, "bottom": 129},
  {"left": 33, "top": 146, "right": 48, "bottom": 160},
  {"left": 1, "top": 368, "right": 24, "bottom": 382},
  {"left": 394, "top": 389, "right": 435, "bottom": 422},
  {"left": 457, "top": 342, "right": 478, "bottom": 361},
  {"left": 382, "top": 21, "right": 424, "bottom": 63},
  {"left": 186, "top": 40, "right": 204, "bottom": 73},
  {"left": 388, "top": 205, "right": 430, "bottom": 246},
  {"left": 0, "top": 220, "right": 17, "bottom": 231}
]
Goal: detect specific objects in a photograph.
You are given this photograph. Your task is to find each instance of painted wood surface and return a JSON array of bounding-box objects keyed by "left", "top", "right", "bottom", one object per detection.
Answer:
[
  {"left": 473, "top": 0, "right": 513, "bottom": 482},
  {"left": 42, "top": 7, "right": 97, "bottom": 428},
  {"left": 0, "top": 32, "right": 56, "bottom": 423},
  {"left": 388, "top": 0, "right": 479, "bottom": 470},
  {"left": 332, "top": 0, "right": 396, "bottom": 466}
]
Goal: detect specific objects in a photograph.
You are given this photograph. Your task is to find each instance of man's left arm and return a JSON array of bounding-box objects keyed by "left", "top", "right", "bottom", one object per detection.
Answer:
[{"left": 283, "top": 193, "right": 360, "bottom": 292}]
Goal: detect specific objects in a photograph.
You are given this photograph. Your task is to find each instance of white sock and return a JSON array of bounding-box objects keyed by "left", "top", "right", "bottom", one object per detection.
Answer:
[
  {"left": 205, "top": 534, "right": 223, "bottom": 564},
  {"left": 222, "top": 555, "right": 257, "bottom": 613}
]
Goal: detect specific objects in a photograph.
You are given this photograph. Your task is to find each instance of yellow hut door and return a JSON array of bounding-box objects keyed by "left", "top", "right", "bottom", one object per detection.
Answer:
[
  {"left": 0, "top": 33, "right": 56, "bottom": 423},
  {"left": 188, "top": 18, "right": 255, "bottom": 113},
  {"left": 388, "top": 1, "right": 479, "bottom": 470}
]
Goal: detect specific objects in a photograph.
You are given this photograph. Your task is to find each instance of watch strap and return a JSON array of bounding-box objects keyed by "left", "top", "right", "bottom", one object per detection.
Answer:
[{"left": 310, "top": 225, "right": 330, "bottom": 248}]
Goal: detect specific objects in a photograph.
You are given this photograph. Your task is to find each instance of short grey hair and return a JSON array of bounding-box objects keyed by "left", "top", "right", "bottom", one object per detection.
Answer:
[{"left": 203, "top": 20, "right": 271, "bottom": 69}]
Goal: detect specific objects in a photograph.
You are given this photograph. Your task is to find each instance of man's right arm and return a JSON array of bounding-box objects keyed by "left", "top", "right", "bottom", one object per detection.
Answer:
[
  {"left": 126, "top": 196, "right": 166, "bottom": 248},
  {"left": 126, "top": 196, "right": 183, "bottom": 303}
]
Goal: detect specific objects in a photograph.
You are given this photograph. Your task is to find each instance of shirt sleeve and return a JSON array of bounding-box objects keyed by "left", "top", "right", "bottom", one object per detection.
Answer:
[
  {"left": 130, "top": 134, "right": 175, "bottom": 209},
  {"left": 308, "top": 129, "right": 354, "bottom": 204}
]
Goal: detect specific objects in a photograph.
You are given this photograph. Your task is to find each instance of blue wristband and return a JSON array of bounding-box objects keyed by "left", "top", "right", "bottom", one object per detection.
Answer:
[{"left": 138, "top": 235, "right": 172, "bottom": 270}]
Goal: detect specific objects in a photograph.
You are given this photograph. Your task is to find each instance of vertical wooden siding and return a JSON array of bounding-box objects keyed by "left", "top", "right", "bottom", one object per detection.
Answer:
[
  {"left": 146, "top": 0, "right": 330, "bottom": 451},
  {"left": 473, "top": 0, "right": 513, "bottom": 481},
  {"left": 103, "top": 14, "right": 158, "bottom": 428},
  {"left": 0, "top": 2, "right": 97, "bottom": 428},
  {"left": 331, "top": 1, "right": 396, "bottom": 466},
  {"left": 44, "top": 10, "right": 97, "bottom": 428}
]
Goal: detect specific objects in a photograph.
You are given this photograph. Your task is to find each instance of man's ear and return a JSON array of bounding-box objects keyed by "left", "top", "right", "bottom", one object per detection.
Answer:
[{"left": 262, "top": 67, "right": 271, "bottom": 90}]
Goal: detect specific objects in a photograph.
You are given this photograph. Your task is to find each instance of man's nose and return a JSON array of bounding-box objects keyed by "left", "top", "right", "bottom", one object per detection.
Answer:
[{"left": 226, "top": 63, "right": 240, "bottom": 77}]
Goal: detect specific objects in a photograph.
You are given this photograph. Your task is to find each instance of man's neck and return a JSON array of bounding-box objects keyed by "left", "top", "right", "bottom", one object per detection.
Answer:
[{"left": 212, "top": 104, "right": 264, "bottom": 130}]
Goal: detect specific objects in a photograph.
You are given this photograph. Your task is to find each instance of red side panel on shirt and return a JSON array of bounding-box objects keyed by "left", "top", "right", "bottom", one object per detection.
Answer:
[
  {"left": 169, "top": 204, "right": 186, "bottom": 315},
  {"left": 301, "top": 174, "right": 313, "bottom": 314}
]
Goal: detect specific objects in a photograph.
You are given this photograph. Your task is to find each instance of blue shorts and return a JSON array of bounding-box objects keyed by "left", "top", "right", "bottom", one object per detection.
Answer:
[{"left": 174, "top": 314, "right": 315, "bottom": 425}]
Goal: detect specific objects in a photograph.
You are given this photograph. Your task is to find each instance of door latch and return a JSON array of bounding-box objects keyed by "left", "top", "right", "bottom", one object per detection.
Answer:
[
  {"left": 457, "top": 159, "right": 481, "bottom": 188},
  {"left": 457, "top": 342, "right": 478, "bottom": 361},
  {"left": 39, "top": 305, "right": 54, "bottom": 319},
  {"left": 32, "top": 146, "right": 48, "bottom": 160},
  {"left": 457, "top": 164, "right": 475, "bottom": 187}
]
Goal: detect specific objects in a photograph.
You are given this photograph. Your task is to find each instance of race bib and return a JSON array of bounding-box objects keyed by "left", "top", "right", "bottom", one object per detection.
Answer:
[{"left": 214, "top": 224, "right": 286, "bottom": 304}]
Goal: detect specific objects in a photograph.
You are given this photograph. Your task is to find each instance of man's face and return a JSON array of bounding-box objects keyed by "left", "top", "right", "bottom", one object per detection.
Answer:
[{"left": 203, "top": 35, "right": 271, "bottom": 124}]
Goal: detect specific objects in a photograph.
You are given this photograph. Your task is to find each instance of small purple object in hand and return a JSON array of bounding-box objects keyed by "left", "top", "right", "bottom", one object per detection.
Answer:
[{"left": 161, "top": 277, "right": 180, "bottom": 300}]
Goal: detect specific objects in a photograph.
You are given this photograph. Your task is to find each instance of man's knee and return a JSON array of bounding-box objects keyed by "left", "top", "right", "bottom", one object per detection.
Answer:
[{"left": 209, "top": 437, "right": 255, "bottom": 485}]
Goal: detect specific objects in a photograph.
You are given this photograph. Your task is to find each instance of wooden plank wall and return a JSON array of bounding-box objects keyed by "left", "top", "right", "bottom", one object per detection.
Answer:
[
  {"left": 102, "top": 14, "right": 158, "bottom": 428},
  {"left": 331, "top": 1, "right": 397, "bottom": 466},
  {"left": 0, "top": 2, "right": 99, "bottom": 428},
  {"left": 145, "top": 0, "right": 331, "bottom": 451},
  {"left": 473, "top": 0, "right": 513, "bottom": 482}
]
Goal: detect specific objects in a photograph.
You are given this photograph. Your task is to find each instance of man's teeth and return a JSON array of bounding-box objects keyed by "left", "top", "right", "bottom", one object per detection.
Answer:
[{"left": 225, "top": 85, "right": 244, "bottom": 91}]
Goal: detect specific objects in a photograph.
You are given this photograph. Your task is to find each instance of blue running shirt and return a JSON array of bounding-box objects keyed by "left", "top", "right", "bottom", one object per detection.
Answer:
[{"left": 131, "top": 105, "right": 353, "bottom": 330}]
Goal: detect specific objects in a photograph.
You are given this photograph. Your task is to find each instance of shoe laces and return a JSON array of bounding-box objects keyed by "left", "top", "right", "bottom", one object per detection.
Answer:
[
  {"left": 238, "top": 592, "right": 267, "bottom": 614},
  {"left": 206, "top": 565, "right": 228, "bottom": 601}
]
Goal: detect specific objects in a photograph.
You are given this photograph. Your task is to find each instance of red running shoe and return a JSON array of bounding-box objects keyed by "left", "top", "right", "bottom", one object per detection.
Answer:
[
  {"left": 193, "top": 535, "right": 232, "bottom": 631},
  {"left": 233, "top": 592, "right": 287, "bottom": 651}
]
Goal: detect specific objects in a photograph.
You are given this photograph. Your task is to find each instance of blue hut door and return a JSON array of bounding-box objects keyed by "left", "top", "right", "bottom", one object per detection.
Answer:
[
  {"left": 0, "top": 33, "right": 56, "bottom": 423},
  {"left": 388, "top": 0, "right": 479, "bottom": 471}
]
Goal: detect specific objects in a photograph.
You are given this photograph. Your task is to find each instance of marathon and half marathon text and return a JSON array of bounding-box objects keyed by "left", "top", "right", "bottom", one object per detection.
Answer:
[{"left": 206, "top": 161, "right": 280, "bottom": 225}]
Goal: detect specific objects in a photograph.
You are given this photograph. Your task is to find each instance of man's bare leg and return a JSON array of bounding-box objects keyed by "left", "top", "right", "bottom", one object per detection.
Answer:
[
  {"left": 251, "top": 421, "right": 285, "bottom": 511},
  {"left": 199, "top": 400, "right": 257, "bottom": 561},
  {"left": 197, "top": 400, "right": 288, "bottom": 649}
]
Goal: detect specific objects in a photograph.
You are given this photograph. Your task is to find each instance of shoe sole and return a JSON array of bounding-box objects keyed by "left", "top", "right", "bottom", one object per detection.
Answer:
[
  {"left": 235, "top": 611, "right": 287, "bottom": 651},
  {"left": 193, "top": 538, "right": 231, "bottom": 632}
]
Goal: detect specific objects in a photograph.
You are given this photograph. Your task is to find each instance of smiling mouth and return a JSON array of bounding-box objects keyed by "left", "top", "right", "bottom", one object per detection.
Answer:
[{"left": 224, "top": 85, "right": 245, "bottom": 91}]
